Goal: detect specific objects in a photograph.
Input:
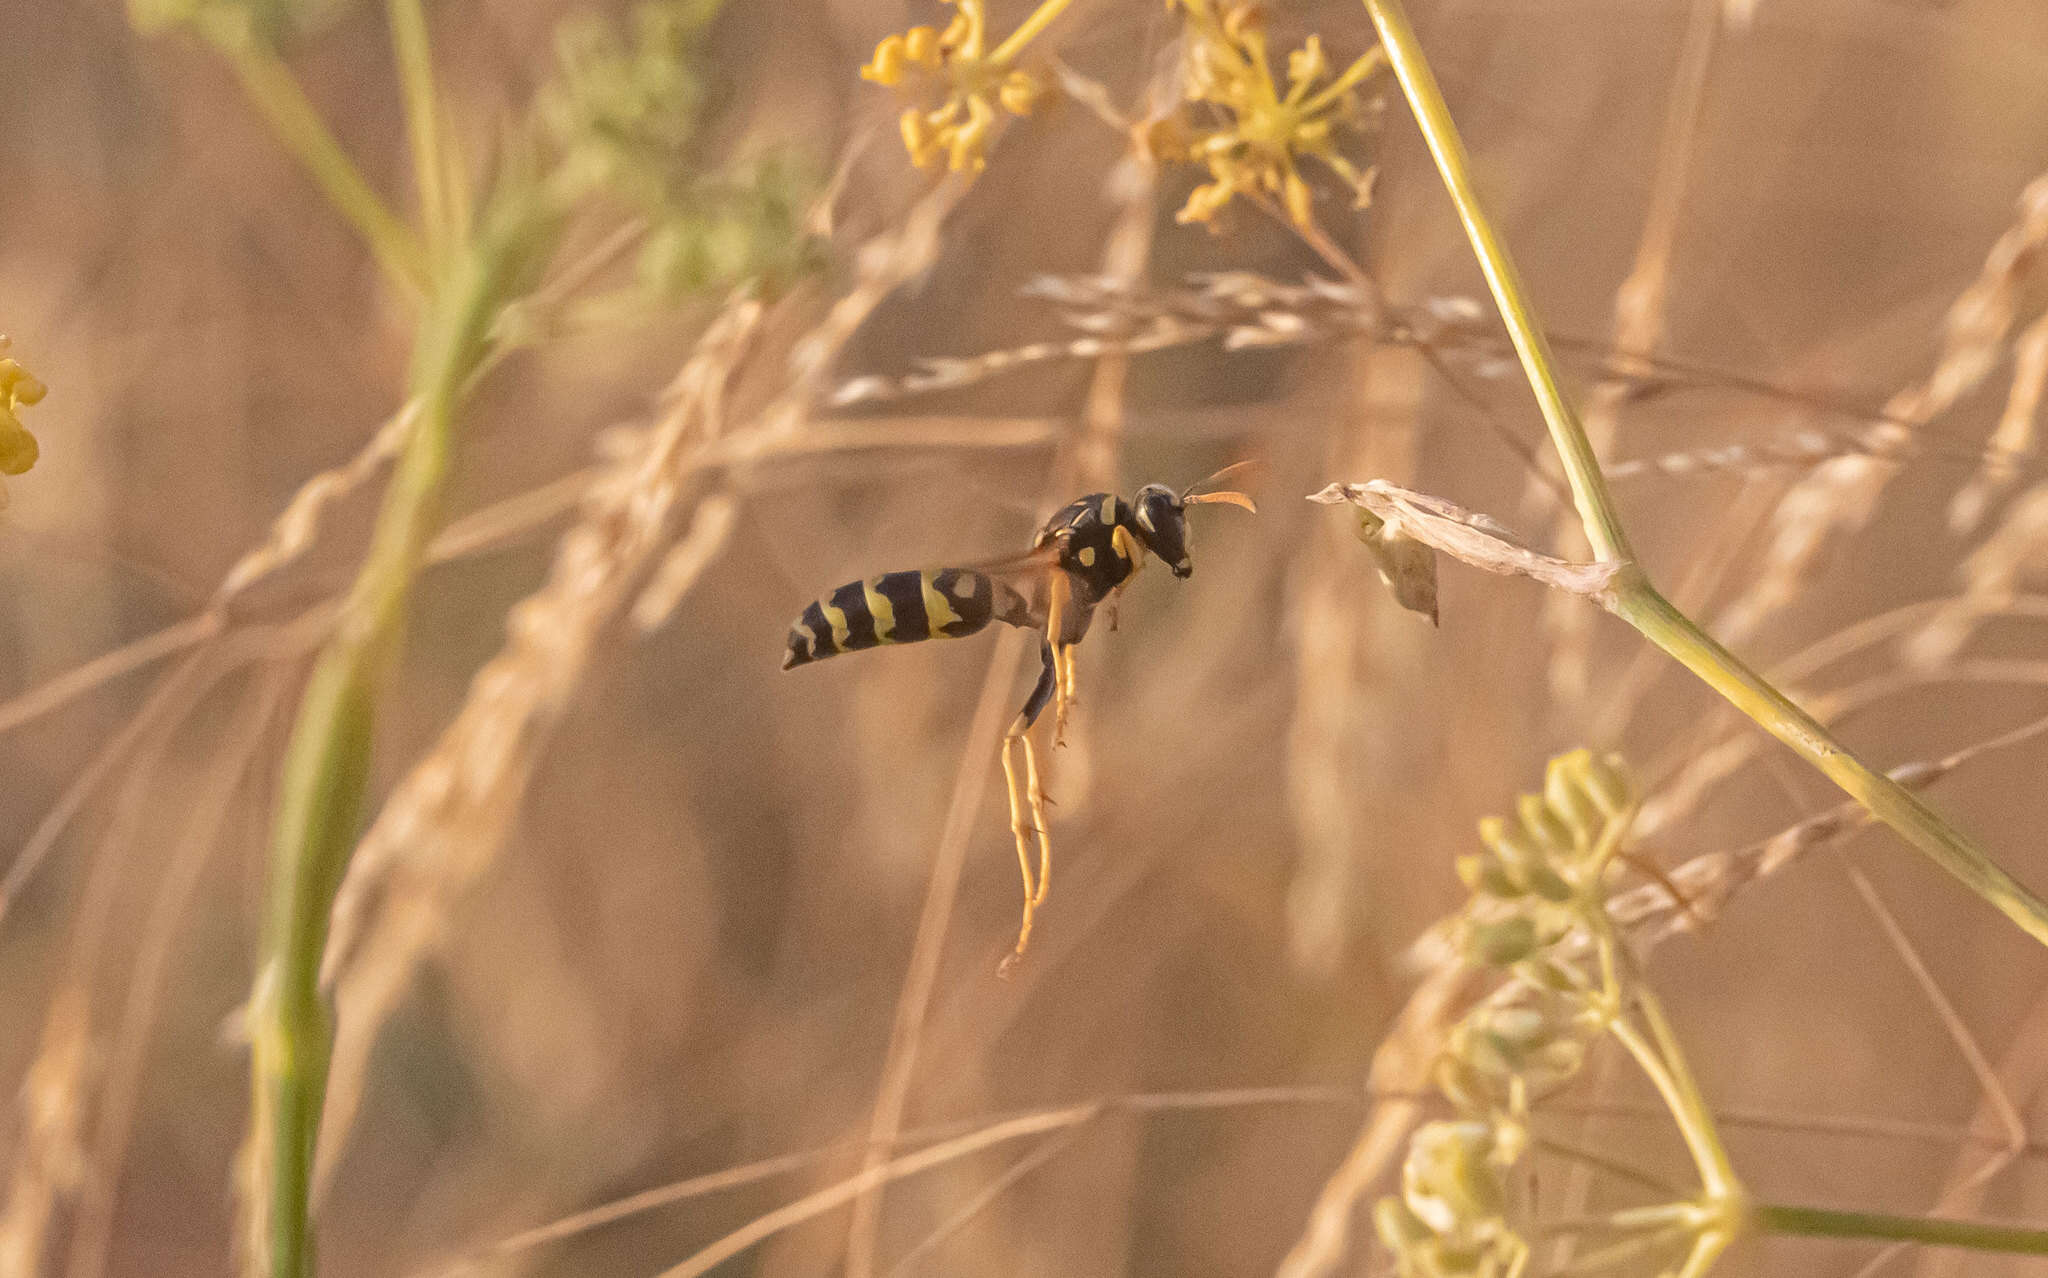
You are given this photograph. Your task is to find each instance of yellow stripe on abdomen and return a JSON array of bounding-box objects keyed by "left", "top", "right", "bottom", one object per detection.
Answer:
[
  {"left": 863, "top": 578, "right": 898, "bottom": 642},
  {"left": 818, "top": 599, "right": 852, "bottom": 650},
  {"left": 921, "top": 573, "right": 963, "bottom": 632}
]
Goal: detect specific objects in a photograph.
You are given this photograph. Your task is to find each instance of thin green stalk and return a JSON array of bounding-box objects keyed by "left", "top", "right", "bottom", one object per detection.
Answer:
[
  {"left": 1670, "top": 1228, "right": 1736, "bottom": 1278},
  {"left": 1549, "top": 1225, "right": 1691, "bottom": 1276},
  {"left": 1356, "top": 0, "right": 1625, "bottom": 561},
  {"left": 385, "top": 0, "right": 453, "bottom": 262},
  {"left": 1357, "top": 0, "right": 2048, "bottom": 950},
  {"left": 988, "top": 0, "right": 1075, "bottom": 65},
  {"left": 1754, "top": 1203, "right": 2048, "bottom": 1255},
  {"left": 1605, "top": 1016, "right": 1732, "bottom": 1204},
  {"left": 1611, "top": 586, "right": 2048, "bottom": 946},
  {"left": 248, "top": 208, "right": 543, "bottom": 1278},
  {"left": 226, "top": 44, "right": 430, "bottom": 293},
  {"left": 1630, "top": 983, "right": 1737, "bottom": 1198}
]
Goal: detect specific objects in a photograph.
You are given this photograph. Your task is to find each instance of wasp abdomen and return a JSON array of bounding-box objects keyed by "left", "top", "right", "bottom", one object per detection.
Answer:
[{"left": 783, "top": 569, "right": 1016, "bottom": 670}]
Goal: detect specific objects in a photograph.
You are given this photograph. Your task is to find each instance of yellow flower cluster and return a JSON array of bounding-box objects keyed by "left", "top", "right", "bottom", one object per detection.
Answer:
[
  {"left": 0, "top": 338, "right": 46, "bottom": 506},
  {"left": 1147, "top": 0, "right": 1383, "bottom": 230},
  {"left": 860, "top": 0, "right": 1064, "bottom": 175}
]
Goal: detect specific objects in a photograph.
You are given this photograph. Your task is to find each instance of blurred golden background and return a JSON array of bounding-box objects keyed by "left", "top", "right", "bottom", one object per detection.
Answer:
[{"left": 8, "top": 0, "right": 2048, "bottom": 1274}]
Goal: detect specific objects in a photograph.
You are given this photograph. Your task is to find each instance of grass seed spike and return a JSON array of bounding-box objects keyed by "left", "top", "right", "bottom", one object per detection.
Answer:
[{"left": 782, "top": 464, "right": 1257, "bottom": 974}]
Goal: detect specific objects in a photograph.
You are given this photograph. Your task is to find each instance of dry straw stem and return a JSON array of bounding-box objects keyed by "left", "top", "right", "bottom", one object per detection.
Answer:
[
  {"left": 66, "top": 673, "right": 287, "bottom": 1278},
  {"left": 1907, "top": 481, "right": 2048, "bottom": 670},
  {"left": 658, "top": 1089, "right": 1338, "bottom": 1278},
  {"left": 1715, "top": 169, "right": 2048, "bottom": 647},
  {"left": 317, "top": 174, "right": 965, "bottom": 1188},
  {"left": 312, "top": 300, "right": 765, "bottom": 1189},
  {"left": 417, "top": 1087, "right": 1355, "bottom": 1276},
  {"left": 1949, "top": 309, "right": 2048, "bottom": 535},
  {"left": 1353, "top": 0, "right": 2048, "bottom": 948},
  {"left": 1639, "top": 594, "right": 2048, "bottom": 844},
  {"left": 1535, "top": 0, "right": 1725, "bottom": 708},
  {"left": 843, "top": 141, "right": 1157, "bottom": 1278},
  {"left": 0, "top": 991, "right": 90, "bottom": 1278}
]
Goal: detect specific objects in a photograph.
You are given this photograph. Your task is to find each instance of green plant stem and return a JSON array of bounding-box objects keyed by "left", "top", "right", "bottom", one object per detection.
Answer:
[
  {"left": 1630, "top": 983, "right": 1737, "bottom": 1199},
  {"left": 1671, "top": 1228, "right": 1736, "bottom": 1278},
  {"left": 1357, "top": 0, "right": 2048, "bottom": 951},
  {"left": 988, "top": 0, "right": 1076, "bottom": 65},
  {"left": 249, "top": 216, "right": 534, "bottom": 1278},
  {"left": 385, "top": 0, "right": 452, "bottom": 263},
  {"left": 226, "top": 43, "right": 430, "bottom": 294},
  {"left": 1611, "top": 586, "right": 2048, "bottom": 945},
  {"left": 1355, "top": 0, "right": 1625, "bottom": 561},
  {"left": 1606, "top": 1016, "right": 1732, "bottom": 1204},
  {"left": 1754, "top": 1204, "right": 2048, "bottom": 1255}
]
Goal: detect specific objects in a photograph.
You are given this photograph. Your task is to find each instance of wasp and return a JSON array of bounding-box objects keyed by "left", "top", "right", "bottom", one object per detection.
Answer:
[{"left": 782, "top": 465, "right": 1256, "bottom": 973}]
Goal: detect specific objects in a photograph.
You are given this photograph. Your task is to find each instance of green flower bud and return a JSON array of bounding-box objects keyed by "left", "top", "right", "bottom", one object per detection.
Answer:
[
  {"left": 1518, "top": 793, "right": 1576, "bottom": 854},
  {"left": 1543, "top": 750, "right": 1604, "bottom": 837},
  {"left": 1467, "top": 916, "right": 1537, "bottom": 966}
]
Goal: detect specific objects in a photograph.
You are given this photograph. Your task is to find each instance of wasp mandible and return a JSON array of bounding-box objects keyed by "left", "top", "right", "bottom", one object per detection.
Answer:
[{"left": 781, "top": 464, "right": 1256, "bottom": 973}]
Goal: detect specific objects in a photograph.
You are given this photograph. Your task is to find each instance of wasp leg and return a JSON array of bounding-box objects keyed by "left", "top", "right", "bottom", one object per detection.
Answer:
[
  {"left": 1045, "top": 570, "right": 1076, "bottom": 746},
  {"left": 1107, "top": 526, "right": 1145, "bottom": 634},
  {"left": 998, "top": 640, "right": 1059, "bottom": 978}
]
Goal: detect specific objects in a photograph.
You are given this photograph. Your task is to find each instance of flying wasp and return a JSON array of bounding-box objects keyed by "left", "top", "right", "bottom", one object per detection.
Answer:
[{"left": 781, "top": 464, "right": 1257, "bottom": 973}]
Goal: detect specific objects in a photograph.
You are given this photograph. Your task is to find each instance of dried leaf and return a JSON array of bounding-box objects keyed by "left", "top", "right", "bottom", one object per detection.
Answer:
[{"left": 1308, "top": 482, "right": 1629, "bottom": 614}]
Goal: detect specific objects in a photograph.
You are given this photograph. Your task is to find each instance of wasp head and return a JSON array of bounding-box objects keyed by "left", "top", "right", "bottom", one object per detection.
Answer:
[{"left": 1130, "top": 483, "right": 1194, "bottom": 577}]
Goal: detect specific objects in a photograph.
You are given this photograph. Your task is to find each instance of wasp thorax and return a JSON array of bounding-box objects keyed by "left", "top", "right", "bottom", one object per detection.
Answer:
[{"left": 1131, "top": 483, "right": 1193, "bottom": 577}]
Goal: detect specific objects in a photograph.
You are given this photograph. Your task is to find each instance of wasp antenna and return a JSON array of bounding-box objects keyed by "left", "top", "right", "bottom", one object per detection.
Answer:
[
  {"left": 1184, "top": 490, "right": 1257, "bottom": 513},
  {"left": 1181, "top": 457, "right": 1263, "bottom": 503}
]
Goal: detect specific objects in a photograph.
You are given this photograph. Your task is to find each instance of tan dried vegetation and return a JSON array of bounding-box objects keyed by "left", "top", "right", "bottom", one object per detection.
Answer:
[{"left": 8, "top": 0, "right": 2048, "bottom": 1275}]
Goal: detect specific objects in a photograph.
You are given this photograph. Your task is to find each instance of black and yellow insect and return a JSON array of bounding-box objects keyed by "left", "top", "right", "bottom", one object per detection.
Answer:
[{"left": 782, "top": 465, "right": 1256, "bottom": 972}]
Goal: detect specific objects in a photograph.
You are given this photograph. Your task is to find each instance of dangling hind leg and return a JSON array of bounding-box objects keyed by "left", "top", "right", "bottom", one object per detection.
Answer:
[
  {"left": 998, "top": 639, "right": 1058, "bottom": 978},
  {"left": 1045, "top": 570, "right": 1076, "bottom": 746}
]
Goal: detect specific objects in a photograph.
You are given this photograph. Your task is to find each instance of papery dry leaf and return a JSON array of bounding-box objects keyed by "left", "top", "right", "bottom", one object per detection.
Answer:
[{"left": 1308, "top": 482, "right": 1629, "bottom": 618}]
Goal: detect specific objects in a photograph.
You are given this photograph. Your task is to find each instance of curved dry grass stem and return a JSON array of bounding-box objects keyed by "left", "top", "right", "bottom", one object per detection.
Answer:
[
  {"left": 1949, "top": 310, "right": 2048, "bottom": 535},
  {"left": 879, "top": 1129, "right": 1081, "bottom": 1278},
  {"left": 1716, "top": 171, "right": 2048, "bottom": 647},
  {"left": 1907, "top": 481, "right": 2048, "bottom": 670},
  {"left": 1538, "top": 0, "right": 1724, "bottom": 708},
  {"left": 660, "top": 1089, "right": 1345, "bottom": 1278},
  {"left": 67, "top": 673, "right": 286, "bottom": 1278},
  {"left": 314, "top": 300, "right": 764, "bottom": 1188},
  {"left": 843, "top": 140, "right": 1155, "bottom": 1278},
  {"left": 1913, "top": 995, "right": 2048, "bottom": 1278},
  {"left": 246, "top": 200, "right": 553, "bottom": 1278},
  {"left": 0, "top": 990, "right": 90, "bottom": 1278},
  {"left": 1359, "top": 0, "right": 2048, "bottom": 948},
  {"left": 838, "top": 630, "right": 1030, "bottom": 1278},
  {"left": 1835, "top": 853, "right": 2024, "bottom": 1278}
]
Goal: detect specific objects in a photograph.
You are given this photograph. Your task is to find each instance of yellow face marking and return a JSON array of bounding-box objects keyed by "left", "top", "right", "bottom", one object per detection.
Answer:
[
  {"left": 1135, "top": 504, "right": 1155, "bottom": 532},
  {"left": 922, "top": 573, "right": 964, "bottom": 631},
  {"left": 818, "top": 599, "right": 852, "bottom": 650},
  {"left": 1077, "top": 545, "right": 1096, "bottom": 567},
  {"left": 862, "top": 579, "right": 897, "bottom": 643}
]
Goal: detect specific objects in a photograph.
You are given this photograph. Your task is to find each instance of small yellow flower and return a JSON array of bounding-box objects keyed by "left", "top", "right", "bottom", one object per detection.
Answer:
[
  {"left": 1163, "top": 0, "right": 1383, "bottom": 231},
  {"left": 861, "top": 0, "right": 1067, "bottom": 176},
  {"left": 0, "top": 338, "right": 45, "bottom": 508}
]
